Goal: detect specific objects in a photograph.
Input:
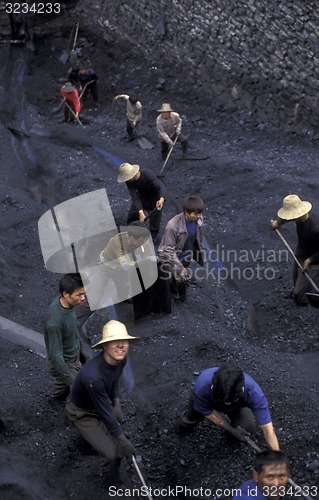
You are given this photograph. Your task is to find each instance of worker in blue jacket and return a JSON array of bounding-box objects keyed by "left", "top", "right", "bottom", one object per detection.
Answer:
[
  {"left": 232, "top": 450, "right": 290, "bottom": 500},
  {"left": 176, "top": 363, "right": 280, "bottom": 450},
  {"left": 77, "top": 68, "right": 99, "bottom": 105}
]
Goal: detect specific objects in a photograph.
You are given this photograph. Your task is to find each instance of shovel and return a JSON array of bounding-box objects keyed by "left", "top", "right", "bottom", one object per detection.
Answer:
[
  {"left": 275, "top": 229, "right": 319, "bottom": 305},
  {"left": 59, "top": 22, "right": 79, "bottom": 64},
  {"left": 79, "top": 81, "right": 93, "bottom": 99},
  {"left": 132, "top": 456, "right": 153, "bottom": 500},
  {"left": 64, "top": 100, "right": 83, "bottom": 127},
  {"left": 136, "top": 134, "right": 154, "bottom": 150},
  {"left": 143, "top": 206, "right": 161, "bottom": 222},
  {"left": 159, "top": 135, "right": 178, "bottom": 175},
  {"left": 132, "top": 127, "right": 154, "bottom": 150},
  {"left": 52, "top": 98, "right": 66, "bottom": 114},
  {"left": 130, "top": 127, "right": 154, "bottom": 150}
]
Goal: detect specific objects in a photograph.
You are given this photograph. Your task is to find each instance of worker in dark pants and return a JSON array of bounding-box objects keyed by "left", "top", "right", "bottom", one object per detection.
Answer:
[
  {"left": 117, "top": 162, "right": 166, "bottom": 243},
  {"left": 60, "top": 82, "right": 81, "bottom": 123},
  {"left": 176, "top": 364, "right": 280, "bottom": 450},
  {"left": 44, "top": 273, "right": 89, "bottom": 401},
  {"left": 270, "top": 194, "right": 319, "bottom": 306},
  {"left": 65, "top": 320, "right": 138, "bottom": 487},
  {"left": 113, "top": 93, "right": 142, "bottom": 141},
  {"left": 156, "top": 102, "right": 188, "bottom": 159},
  {"left": 78, "top": 68, "right": 99, "bottom": 106},
  {"left": 158, "top": 196, "right": 205, "bottom": 303}
]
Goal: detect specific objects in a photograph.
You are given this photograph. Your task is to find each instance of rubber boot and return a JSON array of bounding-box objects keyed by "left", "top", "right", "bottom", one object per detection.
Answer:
[{"left": 177, "top": 281, "right": 187, "bottom": 302}]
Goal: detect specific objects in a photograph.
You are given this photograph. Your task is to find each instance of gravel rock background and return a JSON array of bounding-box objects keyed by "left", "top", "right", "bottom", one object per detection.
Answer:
[{"left": 0, "top": 29, "right": 318, "bottom": 499}]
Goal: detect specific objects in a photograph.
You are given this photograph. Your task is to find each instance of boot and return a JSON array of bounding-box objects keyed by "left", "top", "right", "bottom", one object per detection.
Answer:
[
  {"left": 177, "top": 281, "right": 187, "bottom": 302},
  {"left": 181, "top": 139, "right": 188, "bottom": 157}
]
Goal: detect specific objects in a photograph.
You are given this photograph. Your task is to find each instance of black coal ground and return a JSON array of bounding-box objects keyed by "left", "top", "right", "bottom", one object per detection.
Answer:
[{"left": 0, "top": 30, "right": 319, "bottom": 500}]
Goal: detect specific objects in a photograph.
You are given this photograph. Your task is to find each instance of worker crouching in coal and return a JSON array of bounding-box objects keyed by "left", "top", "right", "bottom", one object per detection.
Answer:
[
  {"left": 176, "top": 364, "right": 280, "bottom": 450},
  {"left": 66, "top": 320, "right": 139, "bottom": 488}
]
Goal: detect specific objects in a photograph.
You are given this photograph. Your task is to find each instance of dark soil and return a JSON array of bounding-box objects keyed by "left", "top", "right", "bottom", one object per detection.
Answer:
[{"left": 0, "top": 27, "right": 319, "bottom": 500}]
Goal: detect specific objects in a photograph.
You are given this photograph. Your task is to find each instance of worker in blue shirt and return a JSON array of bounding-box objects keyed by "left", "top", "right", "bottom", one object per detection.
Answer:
[
  {"left": 66, "top": 320, "right": 139, "bottom": 487},
  {"left": 176, "top": 364, "right": 280, "bottom": 450},
  {"left": 78, "top": 68, "right": 99, "bottom": 105},
  {"left": 233, "top": 450, "right": 290, "bottom": 500}
]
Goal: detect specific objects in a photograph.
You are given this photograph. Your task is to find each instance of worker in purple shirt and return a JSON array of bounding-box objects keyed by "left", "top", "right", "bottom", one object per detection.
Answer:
[
  {"left": 176, "top": 364, "right": 280, "bottom": 450},
  {"left": 66, "top": 320, "right": 139, "bottom": 487}
]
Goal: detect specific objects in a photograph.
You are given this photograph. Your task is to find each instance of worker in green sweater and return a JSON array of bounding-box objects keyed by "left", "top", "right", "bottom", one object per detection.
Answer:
[{"left": 44, "top": 273, "right": 89, "bottom": 401}]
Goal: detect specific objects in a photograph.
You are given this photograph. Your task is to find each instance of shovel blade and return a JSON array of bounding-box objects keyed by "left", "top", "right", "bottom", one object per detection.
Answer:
[
  {"left": 305, "top": 292, "right": 319, "bottom": 309},
  {"left": 59, "top": 51, "right": 70, "bottom": 64},
  {"left": 137, "top": 136, "right": 154, "bottom": 150}
]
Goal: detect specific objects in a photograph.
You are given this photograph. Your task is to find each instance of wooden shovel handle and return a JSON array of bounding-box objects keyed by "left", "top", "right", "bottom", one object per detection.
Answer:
[{"left": 72, "top": 22, "right": 80, "bottom": 50}]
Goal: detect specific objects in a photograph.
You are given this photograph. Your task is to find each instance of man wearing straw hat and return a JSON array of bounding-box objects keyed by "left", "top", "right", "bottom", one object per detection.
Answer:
[
  {"left": 117, "top": 162, "right": 166, "bottom": 242},
  {"left": 66, "top": 320, "right": 138, "bottom": 486},
  {"left": 156, "top": 102, "right": 188, "bottom": 160},
  {"left": 60, "top": 81, "right": 81, "bottom": 123},
  {"left": 270, "top": 194, "right": 319, "bottom": 306}
]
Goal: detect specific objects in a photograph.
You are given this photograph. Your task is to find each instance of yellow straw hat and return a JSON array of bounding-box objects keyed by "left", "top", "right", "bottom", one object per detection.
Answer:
[
  {"left": 92, "top": 320, "right": 139, "bottom": 349},
  {"left": 117, "top": 162, "right": 140, "bottom": 183},
  {"left": 157, "top": 103, "right": 174, "bottom": 113},
  {"left": 277, "top": 195, "right": 312, "bottom": 220}
]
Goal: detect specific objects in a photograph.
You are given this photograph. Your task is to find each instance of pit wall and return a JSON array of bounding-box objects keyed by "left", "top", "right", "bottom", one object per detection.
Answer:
[{"left": 78, "top": 1, "right": 319, "bottom": 129}]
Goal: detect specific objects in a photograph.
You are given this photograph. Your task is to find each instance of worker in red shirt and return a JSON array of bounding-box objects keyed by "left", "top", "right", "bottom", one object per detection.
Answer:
[{"left": 60, "top": 82, "right": 81, "bottom": 123}]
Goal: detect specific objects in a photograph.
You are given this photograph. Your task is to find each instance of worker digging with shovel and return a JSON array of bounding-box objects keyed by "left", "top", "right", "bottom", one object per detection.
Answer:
[
  {"left": 117, "top": 162, "right": 166, "bottom": 243},
  {"left": 60, "top": 81, "right": 81, "bottom": 125},
  {"left": 156, "top": 102, "right": 188, "bottom": 163},
  {"left": 114, "top": 93, "right": 142, "bottom": 141},
  {"left": 270, "top": 194, "right": 319, "bottom": 306}
]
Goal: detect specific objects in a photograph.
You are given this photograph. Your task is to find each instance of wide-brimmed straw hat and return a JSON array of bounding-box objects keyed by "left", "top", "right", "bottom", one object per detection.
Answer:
[
  {"left": 117, "top": 162, "right": 140, "bottom": 183},
  {"left": 157, "top": 103, "right": 173, "bottom": 113},
  {"left": 277, "top": 194, "right": 312, "bottom": 220},
  {"left": 62, "top": 82, "right": 75, "bottom": 93},
  {"left": 92, "top": 320, "right": 139, "bottom": 349}
]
